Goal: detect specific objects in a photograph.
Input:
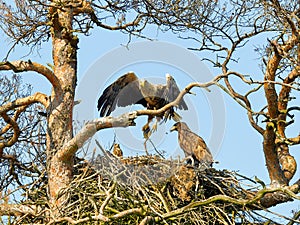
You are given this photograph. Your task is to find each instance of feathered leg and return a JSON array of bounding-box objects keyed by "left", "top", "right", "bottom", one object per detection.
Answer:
[
  {"left": 142, "top": 116, "right": 154, "bottom": 155},
  {"left": 142, "top": 116, "right": 153, "bottom": 139}
]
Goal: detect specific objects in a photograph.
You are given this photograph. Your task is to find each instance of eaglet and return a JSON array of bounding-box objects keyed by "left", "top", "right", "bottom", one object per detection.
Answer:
[
  {"left": 171, "top": 122, "right": 213, "bottom": 167},
  {"left": 97, "top": 72, "right": 188, "bottom": 138},
  {"left": 112, "top": 143, "right": 123, "bottom": 158}
]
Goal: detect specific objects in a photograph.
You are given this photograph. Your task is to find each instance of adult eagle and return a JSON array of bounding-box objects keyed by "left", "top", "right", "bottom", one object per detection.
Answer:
[
  {"left": 97, "top": 72, "right": 188, "bottom": 137},
  {"left": 170, "top": 122, "right": 213, "bottom": 167}
]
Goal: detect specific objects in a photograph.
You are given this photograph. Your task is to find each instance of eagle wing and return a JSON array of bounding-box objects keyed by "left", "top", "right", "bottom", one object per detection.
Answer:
[
  {"left": 190, "top": 133, "right": 213, "bottom": 165},
  {"left": 97, "top": 72, "right": 147, "bottom": 116},
  {"left": 161, "top": 74, "right": 188, "bottom": 121},
  {"left": 163, "top": 74, "right": 188, "bottom": 110}
]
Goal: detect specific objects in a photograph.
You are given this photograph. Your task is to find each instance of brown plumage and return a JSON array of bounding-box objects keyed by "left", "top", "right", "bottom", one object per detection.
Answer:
[
  {"left": 170, "top": 122, "right": 213, "bottom": 167},
  {"left": 112, "top": 143, "right": 123, "bottom": 158},
  {"left": 97, "top": 72, "right": 188, "bottom": 137}
]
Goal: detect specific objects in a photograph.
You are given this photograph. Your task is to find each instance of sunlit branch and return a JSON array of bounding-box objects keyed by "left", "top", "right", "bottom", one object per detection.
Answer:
[
  {"left": 162, "top": 186, "right": 300, "bottom": 219},
  {"left": 0, "top": 204, "right": 38, "bottom": 216},
  {"left": 1, "top": 105, "right": 26, "bottom": 135},
  {"left": 0, "top": 112, "right": 20, "bottom": 152},
  {"left": 0, "top": 61, "right": 59, "bottom": 89},
  {"left": 277, "top": 67, "right": 300, "bottom": 137},
  {"left": 57, "top": 111, "right": 138, "bottom": 160},
  {"left": 137, "top": 79, "right": 220, "bottom": 116},
  {"left": 287, "top": 135, "right": 300, "bottom": 145},
  {"left": 0, "top": 92, "right": 48, "bottom": 113}
]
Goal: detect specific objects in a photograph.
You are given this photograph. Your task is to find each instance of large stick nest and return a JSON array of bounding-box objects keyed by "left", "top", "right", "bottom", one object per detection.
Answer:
[{"left": 19, "top": 151, "right": 284, "bottom": 224}]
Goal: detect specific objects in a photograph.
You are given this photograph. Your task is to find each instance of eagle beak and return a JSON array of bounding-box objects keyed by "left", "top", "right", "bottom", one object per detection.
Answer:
[
  {"left": 170, "top": 125, "right": 177, "bottom": 132},
  {"left": 166, "top": 73, "right": 171, "bottom": 80}
]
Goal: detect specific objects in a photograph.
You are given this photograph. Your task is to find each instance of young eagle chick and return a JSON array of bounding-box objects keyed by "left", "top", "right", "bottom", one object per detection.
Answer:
[{"left": 171, "top": 122, "right": 213, "bottom": 167}]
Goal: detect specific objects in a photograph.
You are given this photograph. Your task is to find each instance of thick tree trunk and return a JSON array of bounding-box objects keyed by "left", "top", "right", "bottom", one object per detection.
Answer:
[
  {"left": 263, "top": 52, "right": 288, "bottom": 186},
  {"left": 47, "top": 4, "right": 78, "bottom": 210},
  {"left": 263, "top": 123, "right": 287, "bottom": 186},
  {"left": 263, "top": 44, "right": 298, "bottom": 186}
]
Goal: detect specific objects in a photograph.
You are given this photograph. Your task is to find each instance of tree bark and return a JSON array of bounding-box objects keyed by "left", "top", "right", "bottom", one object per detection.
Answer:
[
  {"left": 0, "top": 204, "right": 38, "bottom": 216},
  {"left": 263, "top": 45, "right": 287, "bottom": 186},
  {"left": 47, "top": 3, "right": 78, "bottom": 211}
]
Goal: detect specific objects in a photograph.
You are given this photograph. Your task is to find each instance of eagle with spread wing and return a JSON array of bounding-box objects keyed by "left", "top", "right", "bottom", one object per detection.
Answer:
[
  {"left": 97, "top": 72, "right": 188, "bottom": 137},
  {"left": 171, "top": 122, "right": 213, "bottom": 167}
]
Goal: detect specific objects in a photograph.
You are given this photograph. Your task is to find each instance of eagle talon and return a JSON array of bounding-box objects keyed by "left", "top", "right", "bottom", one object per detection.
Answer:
[
  {"left": 142, "top": 124, "right": 151, "bottom": 139},
  {"left": 143, "top": 131, "right": 151, "bottom": 139},
  {"left": 184, "top": 155, "right": 195, "bottom": 167},
  {"left": 151, "top": 121, "right": 158, "bottom": 132}
]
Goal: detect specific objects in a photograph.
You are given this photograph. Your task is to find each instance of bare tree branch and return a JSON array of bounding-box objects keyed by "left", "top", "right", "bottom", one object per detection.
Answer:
[
  {"left": 89, "top": 11, "right": 145, "bottom": 31},
  {"left": 57, "top": 112, "right": 138, "bottom": 160},
  {"left": 0, "top": 105, "right": 26, "bottom": 135},
  {"left": 0, "top": 203, "right": 38, "bottom": 216},
  {"left": 0, "top": 61, "right": 59, "bottom": 89},
  {"left": 0, "top": 112, "right": 20, "bottom": 152},
  {"left": 288, "top": 135, "right": 300, "bottom": 145},
  {"left": 162, "top": 186, "right": 300, "bottom": 219},
  {"left": 0, "top": 92, "right": 49, "bottom": 113},
  {"left": 136, "top": 80, "right": 219, "bottom": 116}
]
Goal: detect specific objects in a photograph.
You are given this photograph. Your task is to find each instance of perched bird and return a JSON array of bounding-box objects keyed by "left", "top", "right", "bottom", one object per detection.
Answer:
[
  {"left": 170, "top": 122, "right": 213, "bottom": 167},
  {"left": 112, "top": 143, "right": 123, "bottom": 158},
  {"left": 97, "top": 72, "right": 188, "bottom": 138}
]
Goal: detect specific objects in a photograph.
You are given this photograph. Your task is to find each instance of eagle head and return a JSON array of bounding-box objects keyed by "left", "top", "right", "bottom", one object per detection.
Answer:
[
  {"left": 170, "top": 122, "right": 181, "bottom": 132},
  {"left": 165, "top": 73, "right": 173, "bottom": 81}
]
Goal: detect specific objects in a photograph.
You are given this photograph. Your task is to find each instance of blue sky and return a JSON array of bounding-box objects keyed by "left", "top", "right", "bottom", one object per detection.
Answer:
[{"left": 1, "top": 13, "right": 300, "bottom": 222}]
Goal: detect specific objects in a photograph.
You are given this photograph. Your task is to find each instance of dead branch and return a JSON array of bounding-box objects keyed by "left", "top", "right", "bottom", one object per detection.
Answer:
[
  {"left": 0, "top": 203, "right": 38, "bottom": 216},
  {"left": 0, "top": 92, "right": 49, "bottom": 114},
  {"left": 89, "top": 11, "right": 144, "bottom": 31},
  {"left": 57, "top": 112, "right": 138, "bottom": 160},
  {"left": 139, "top": 216, "right": 153, "bottom": 225},
  {"left": 47, "top": 214, "right": 109, "bottom": 225},
  {"left": 0, "top": 112, "right": 20, "bottom": 152},
  {"left": 136, "top": 77, "right": 222, "bottom": 117},
  {"left": 1, "top": 105, "right": 26, "bottom": 135},
  {"left": 111, "top": 207, "right": 147, "bottom": 219},
  {"left": 0, "top": 61, "right": 59, "bottom": 89},
  {"left": 288, "top": 135, "right": 300, "bottom": 145},
  {"left": 227, "top": 71, "right": 300, "bottom": 91},
  {"left": 161, "top": 187, "right": 287, "bottom": 220}
]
